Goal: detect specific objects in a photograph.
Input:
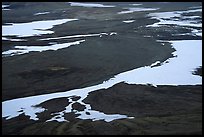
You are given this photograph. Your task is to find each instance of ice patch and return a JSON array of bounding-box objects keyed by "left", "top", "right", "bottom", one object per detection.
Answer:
[
  {"left": 146, "top": 8, "right": 202, "bottom": 37},
  {"left": 2, "top": 37, "right": 26, "bottom": 41},
  {"left": 123, "top": 20, "right": 135, "bottom": 23},
  {"left": 2, "top": 40, "right": 85, "bottom": 57},
  {"left": 2, "top": 77, "right": 132, "bottom": 122},
  {"left": 118, "top": 7, "right": 159, "bottom": 14},
  {"left": 40, "top": 32, "right": 117, "bottom": 41},
  {"left": 34, "top": 12, "right": 50, "bottom": 16},
  {"left": 130, "top": 4, "right": 142, "bottom": 6},
  {"left": 147, "top": 9, "right": 202, "bottom": 28},
  {"left": 2, "top": 4, "right": 10, "bottom": 10},
  {"left": 189, "top": 6, "right": 202, "bottom": 9},
  {"left": 110, "top": 32, "right": 117, "bottom": 35},
  {"left": 2, "top": 5, "right": 10, "bottom": 8},
  {"left": 2, "top": 19, "right": 78, "bottom": 37},
  {"left": 117, "top": 40, "right": 202, "bottom": 86},
  {"left": 69, "top": 2, "right": 115, "bottom": 8}
]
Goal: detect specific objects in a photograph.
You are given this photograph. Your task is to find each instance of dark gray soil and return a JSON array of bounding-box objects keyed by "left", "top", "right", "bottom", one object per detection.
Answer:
[
  {"left": 193, "top": 66, "right": 202, "bottom": 76},
  {"left": 84, "top": 83, "right": 202, "bottom": 118}
]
